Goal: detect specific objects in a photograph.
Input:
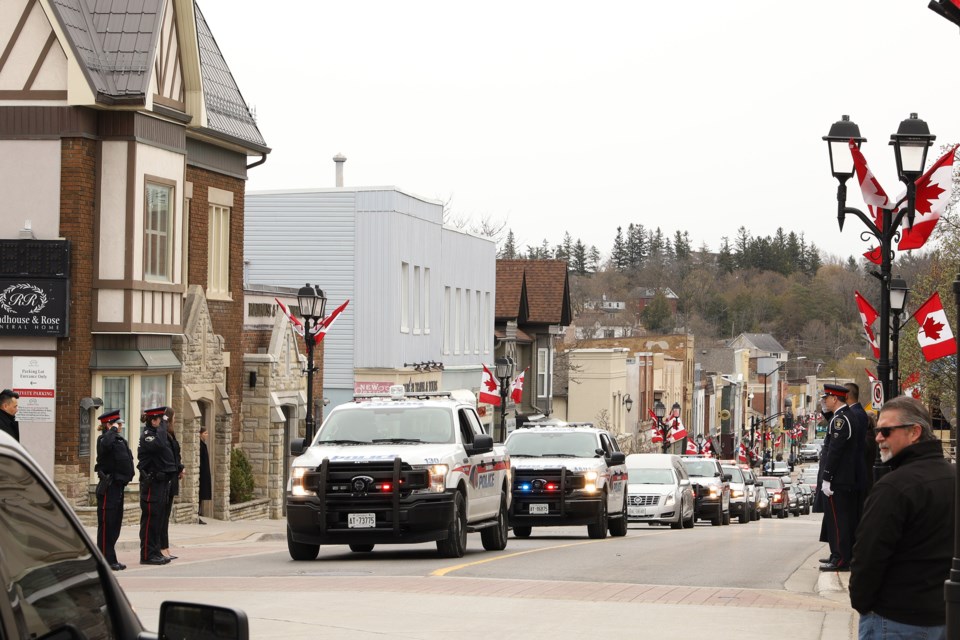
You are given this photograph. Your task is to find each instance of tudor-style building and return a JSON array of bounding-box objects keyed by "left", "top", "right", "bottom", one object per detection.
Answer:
[{"left": 0, "top": 0, "right": 268, "bottom": 520}]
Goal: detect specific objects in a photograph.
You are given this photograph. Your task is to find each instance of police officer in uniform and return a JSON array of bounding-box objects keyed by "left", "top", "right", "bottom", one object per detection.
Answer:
[
  {"left": 137, "top": 406, "right": 177, "bottom": 565},
  {"left": 94, "top": 410, "right": 134, "bottom": 571},
  {"left": 819, "top": 383, "right": 867, "bottom": 571}
]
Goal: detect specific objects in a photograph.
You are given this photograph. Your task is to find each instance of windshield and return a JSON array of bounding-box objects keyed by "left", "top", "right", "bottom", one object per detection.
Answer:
[
  {"left": 681, "top": 459, "right": 718, "bottom": 477},
  {"left": 317, "top": 407, "right": 454, "bottom": 444},
  {"left": 626, "top": 468, "right": 675, "bottom": 484},
  {"left": 761, "top": 478, "right": 782, "bottom": 489},
  {"left": 505, "top": 431, "right": 599, "bottom": 457},
  {"left": 721, "top": 466, "right": 743, "bottom": 482}
]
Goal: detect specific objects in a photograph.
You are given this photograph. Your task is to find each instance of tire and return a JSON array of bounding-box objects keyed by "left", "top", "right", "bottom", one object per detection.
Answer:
[
  {"left": 587, "top": 496, "right": 608, "bottom": 539},
  {"left": 512, "top": 525, "right": 532, "bottom": 538},
  {"left": 287, "top": 525, "right": 319, "bottom": 561},
  {"left": 722, "top": 508, "right": 731, "bottom": 526},
  {"left": 777, "top": 508, "right": 786, "bottom": 519},
  {"left": 609, "top": 495, "right": 628, "bottom": 537},
  {"left": 670, "top": 515, "right": 682, "bottom": 530},
  {"left": 738, "top": 508, "right": 749, "bottom": 524},
  {"left": 481, "top": 493, "right": 509, "bottom": 551},
  {"left": 711, "top": 505, "right": 722, "bottom": 526},
  {"left": 349, "top": 543, "right": 374, "bottom": 553},
  {"left": 682, "top": 504, "right": 695, "bottom": 529},
  {"left": 437, "top": 491, "right": 467, "bottom": 558}
]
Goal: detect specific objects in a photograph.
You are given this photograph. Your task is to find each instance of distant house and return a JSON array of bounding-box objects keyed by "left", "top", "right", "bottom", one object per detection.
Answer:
[
  {"left": 727, "top": 333, "right": 787, "bottom": 361},
  {"left": 571, "top": 311, "right": 637, "bottom": 340},
  {"left": 584, "top": 295, "right": 626, "bottom": 313},
  {"left": 635, "top": 287, "right": 679, "bottom": 315}
]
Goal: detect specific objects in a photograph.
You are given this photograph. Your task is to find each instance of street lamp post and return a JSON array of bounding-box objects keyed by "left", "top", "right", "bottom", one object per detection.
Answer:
[
  {"left": 494, "top": 356, "right": 515, "bottom": 442},
  {"left": 759, "top": 362, "right": 787, "bottom": 467},
  {"left": 824, "top": 113, "right": 934, "bottom": 405},
  {"left": 653, "top": 399, "right": 669, "bottom": 454},
  {"left": 889, "top": 277, "right": 910, "bottom": 394},
  {"left": 695, "top": 432, "right": 705, "bottom": 456},
  {"left": 297, "top": 283, "right": 327, "bottom": 445}
]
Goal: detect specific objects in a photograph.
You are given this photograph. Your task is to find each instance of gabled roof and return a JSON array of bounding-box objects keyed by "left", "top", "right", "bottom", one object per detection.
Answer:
[
  {"left": 195, "top": 4, "right": 267, "bottom": 150},
  {"left": 696, "top": 347, "right": 736, "bottom": 375},
  {"left": 634, "top": 286, "right": 679, "bottom": 300},
  {"left": 496, "top": 260, "right": 571, "bottom": 326},
  {"left": 50, "top": 0, "right": 162, "bottom": 103},
  {"left": 729, "top": 332, "right": 785, "bottom": 354}
]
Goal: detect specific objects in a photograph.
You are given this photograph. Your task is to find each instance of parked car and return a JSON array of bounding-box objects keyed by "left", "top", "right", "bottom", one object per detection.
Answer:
[
  {"left": 680, "top": 456, "right": 731, "bottom": 526},
  {"left": 758, "top": 476, "right": 788, "bottom": 518},
  {"left": 625, "top": 453, "right": 695, "bottom": 529},
  {"left": 796, "top": 484, "right": 813, "bottom": 515},
  {"left": 784, "top": 483, "right": 801, "bottom": 517},
  {"left": 798, "top": 465, "right": 820, "bottom": 491},
  {"left": 767, "top": 461, "right": 791, "bottom": 477},
  {"left": 0, "top": 431, "right": 249, "bottom": 639},
  {"left": 720, "top": 463, "right": 752, "bottom": 524},
  {"left": 742, "top": 466, "right": 762, "bottom": 521}
]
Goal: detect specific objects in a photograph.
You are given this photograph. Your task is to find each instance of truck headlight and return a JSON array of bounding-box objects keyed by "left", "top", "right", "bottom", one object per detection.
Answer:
[
  {"left": 732, "top": 489, "right": 744, "bottom": 499},
  {"left": 291, "top": 467, "right": 310, "bottom": 497},
  {"left": 584, "top": 471, "right": 599, "bottom": 482},
  {"left": 414, "top": 464, "right": 448, "bottom": 493},
  {"left": 708, "top": 485, "right": 720, "bottom": 498}
]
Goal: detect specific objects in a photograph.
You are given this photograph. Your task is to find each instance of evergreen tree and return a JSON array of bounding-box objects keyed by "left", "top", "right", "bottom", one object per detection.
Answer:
[
  {"left": 588, "top": 245, "right": 601, "bottom": 273},
  {"left": 610, "top": 227, "right": 628, "bottom": 272},
  {"left": 572, "top": 239, "right": 588, "bottom": 275},
  {"left": 641, "top": 290, "right": 673, "bottom": 333},
  {"left": 718, "top": 237, "right": 735, "bottom": 273},
  {"left": 501, "top": 229, "right": 518, "bottom": 259}
]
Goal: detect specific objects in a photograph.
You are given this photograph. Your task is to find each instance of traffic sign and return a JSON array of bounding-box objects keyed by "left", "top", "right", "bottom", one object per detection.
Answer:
[{"left": 872, "top": 379, "right": 884, "bottom": 409}]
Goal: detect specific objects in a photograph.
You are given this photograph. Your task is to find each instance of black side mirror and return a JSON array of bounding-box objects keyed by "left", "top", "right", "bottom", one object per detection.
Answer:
[
  {"left": 159, "top": 601, "right": 249, "bottom": 640},
  {"left": 608, "top": 452, "right": 626, "bottom": 466},
  {"left": 722, "top": 473, "right": 732, "bottom": 482},
  {"left": 471, "top": 434, "right": 494, "bottom": 454},
  {"left": 290, "top": 438, "right": 307, "bottom": 456}
]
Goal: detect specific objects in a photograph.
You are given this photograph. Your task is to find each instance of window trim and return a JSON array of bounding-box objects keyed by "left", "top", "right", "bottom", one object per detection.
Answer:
[
  {"left": 144, "top": 176, "right": 176, "bottom": 283},
  {"left": 207, "top": 203, "right": 232, "bottom": 300}
]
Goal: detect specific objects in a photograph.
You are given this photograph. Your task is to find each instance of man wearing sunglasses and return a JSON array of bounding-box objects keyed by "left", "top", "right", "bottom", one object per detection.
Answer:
[
  {"left": 850, "top": 396, "right": 954, "bottom": 639},
  {"left": 819, "top": 383, "right": 867, "bottom": 572}
]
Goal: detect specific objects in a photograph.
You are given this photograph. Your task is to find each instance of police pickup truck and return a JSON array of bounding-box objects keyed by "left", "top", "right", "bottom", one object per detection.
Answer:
[
  {"left": 503, "top": 423, "right": 628, "bottom": 539},
  {"left": 286, "top": 386, "right": 511, "bottom": 559}
]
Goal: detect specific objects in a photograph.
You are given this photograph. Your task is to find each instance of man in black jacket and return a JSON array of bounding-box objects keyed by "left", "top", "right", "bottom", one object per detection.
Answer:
[
  {"left": 0, "top": 388, "right": 19, "bottom": 441},
  {"left": 850, "top": 396, "right": 954, "bottom": 638}
]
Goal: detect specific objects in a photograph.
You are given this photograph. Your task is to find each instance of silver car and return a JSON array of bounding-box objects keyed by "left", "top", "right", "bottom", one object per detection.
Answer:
[{"left": 626, "top": 454, "right": 695, "bottom": 529}]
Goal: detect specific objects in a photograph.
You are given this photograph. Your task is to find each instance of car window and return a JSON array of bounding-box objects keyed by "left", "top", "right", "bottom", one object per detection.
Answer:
[
  {"left": 599, "top": 434, "right": 614, "bottom": 455},
  {"left": 682, "top": 459, "right": 719, "bottom": 477},
  {"left": 721, "top": 466, "right": 743, "bottom": 482},
  {"left": 0, "top": 455, "right": 117, "bottom": 639},
  {"left": 626, "top": 468, "right": 674, "bottom": 484},
  {"left": 505, "top": 431, "right": 599, "bottom": 457}
]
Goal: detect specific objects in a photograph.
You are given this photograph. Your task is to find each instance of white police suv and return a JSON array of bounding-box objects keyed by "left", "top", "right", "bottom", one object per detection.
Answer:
[
  {"left": 503, "top": 423, "right": 628, "bottom": 539},
  {"left": 286, "top": 386, "right": 511, "bottom": 559}
]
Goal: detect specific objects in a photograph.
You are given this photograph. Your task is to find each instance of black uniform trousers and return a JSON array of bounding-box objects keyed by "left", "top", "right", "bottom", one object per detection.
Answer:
[
  {"left": 139, "top": 476, "right": 168, "bottom": 561},
  {"left": 160, "top": 480, "right": 174, "bottom": 549},
  {"left": 96, "top": 482, "right": 125, "bottom": 564},
  {"left": 825, "top": 488, "right": 857, "bottom": 566}
]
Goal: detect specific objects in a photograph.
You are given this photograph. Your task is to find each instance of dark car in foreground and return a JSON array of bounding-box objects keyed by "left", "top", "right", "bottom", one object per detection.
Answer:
[{"left": 0, "top": 431, "right": 248, "bottom": 640}]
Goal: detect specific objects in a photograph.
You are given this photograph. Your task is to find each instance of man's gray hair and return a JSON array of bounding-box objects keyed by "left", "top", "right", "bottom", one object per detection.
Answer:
[{"left": 879, "top": 396, "right": 936, "bottom": 442}]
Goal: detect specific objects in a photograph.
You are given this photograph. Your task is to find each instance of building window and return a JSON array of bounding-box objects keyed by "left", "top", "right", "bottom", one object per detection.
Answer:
[
  {"left": 537, "top": 348, "right": 552, "bottom": 399},
  {"left": 400, "top": 262, "right": 410, "bottom": 333},
  {"left": 474, "top": 290, "right": 481, "bottom": 354},
  {"left": 454, "top": 288, "right": 461, "bottom": 355},
  {"left": 443, "top": 286, "right": 451, "bottom": 355},
  {"left": 464, "top": 289, "right": 471, "bottom": 355},
  {"left": 141, "top": 375, "right": 167, "bottom": 410},
  {"left": 208, "top": 204, "right": 230, "bottom": 297},
  {"left": 424, "top": 268, "right": 431, "bottom": 334},
  {"left": 145, "top": 182, "right": 173, "bottom": 281},
  {"left": 413, "top": 266, "right": 421, "bottom": 334},
  {"left": 102, "top": 377, "right": 130, "bottom": 441},
  {"left": 484, "top": 292, "right": 491, "bottom": 354}
]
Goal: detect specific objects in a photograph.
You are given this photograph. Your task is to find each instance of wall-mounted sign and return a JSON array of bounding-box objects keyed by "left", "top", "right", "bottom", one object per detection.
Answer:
[
  {"left": 12, "top": 356, "right": 56, "bottom": 423},
  {"left": 0, "top": 279, "right": 69, "bottom": 336}
]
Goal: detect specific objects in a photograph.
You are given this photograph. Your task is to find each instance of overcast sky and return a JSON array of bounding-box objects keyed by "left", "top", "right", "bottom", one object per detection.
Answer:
[{"left": 199, "top": 1, "right": 960, "bottom": 263}]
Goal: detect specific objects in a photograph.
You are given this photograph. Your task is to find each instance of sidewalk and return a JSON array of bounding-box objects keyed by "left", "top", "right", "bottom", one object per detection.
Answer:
[{"left": 82, "top": 516, "right": 287, "bottom": 553}]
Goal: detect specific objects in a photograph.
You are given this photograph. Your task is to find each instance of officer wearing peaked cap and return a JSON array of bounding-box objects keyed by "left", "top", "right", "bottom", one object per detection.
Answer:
[
  {"left": 137, "top": 406, "right": 177, "bottom": 565},
  {"left": 819, "top": 383, "right": 867, "bottom": 572},
  {"left": 95, "top": 410, "right": 134, "bottom": 571}
]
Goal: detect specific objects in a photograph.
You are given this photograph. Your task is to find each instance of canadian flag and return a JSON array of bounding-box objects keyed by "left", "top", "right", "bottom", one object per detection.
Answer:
[
  {"left": 899, "top": 145, "right": 958, "bottom": 251},
  {"left": 913, "top": 292, "right": 957, "bottom": 361},
  {"left": 275, "top": 298, "right": 305, "bottom": 337},
  {"left": 902, "top": 371, "right": 922, "bottom": 400},
  {"left": 509, "top": 368, "right": 527, "bottom": 404},
  {"left": 850, "top": 140, "right": 892, "bottom": 208},
  {"left": 737, "top": 442, "right": 748, "bottom": 464},
  {"left": 864, "top": 368, "right": 877, "bottom": 384},
  {"left": 667, "top": 406, "right": 687, "bottom": 443},
  {"left": 854, "top": 291, "right": 881, "bottom": 359},
  {"left": 648, "top": 409, "right": 663, "bottom": 444},
  {"left": 685, "top": 438, "right": 698, "bottom": 455},
  {"left": 312, "top": 299, "right": 349, "bottom": 344},
  {"left": 774, "top": 434, "right": 783, "bottom": 448},
  {"left": 702, "top": 438, "right": 713, "bottom": 456},
  {"left": 479, "top": 364, "right": 501, "bottom": 405}
]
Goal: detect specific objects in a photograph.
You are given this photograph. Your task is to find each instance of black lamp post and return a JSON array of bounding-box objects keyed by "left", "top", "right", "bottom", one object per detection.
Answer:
[
  {"left": 297, "top": 283, "right": 327, "bottom": 444},
  {"left": 695, "top": 432, "right": 705, "bottom": 455},
  {"left": 494, "top": 356, "right": 515, "bottom": 442},
  {"left": 760, "top": 362, "right": 787, "bottom": 467},
  {"left": 653, "top": 399, "right": 669, "bottom": 454},
  {"left": 889, "top": 277, "right": 910, "bottom": 394}
]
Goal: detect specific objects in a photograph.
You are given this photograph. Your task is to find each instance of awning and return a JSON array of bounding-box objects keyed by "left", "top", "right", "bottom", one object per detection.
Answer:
[{"left": 90, "top": 349, "right": 182, "bottom": 370}]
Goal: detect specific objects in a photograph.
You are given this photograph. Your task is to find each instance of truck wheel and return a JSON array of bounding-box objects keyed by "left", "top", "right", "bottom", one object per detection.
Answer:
[
  {"left": 587, "top": 495, "right": 608, "bottom": 539},
  {"left": 722, "top": 509, "right": 731, "bottom": 526},
  {"left": 711, "top": 505, "right": 722, "bottom": 526},
  {"left": 739, "top": 509, "right": 749, "bottom": 524},
  {"left": 609, "top": 495, "right": 628, "bottom": 537},
  {"left": 349, "top": 544, "right": 374, "bottom": 553},
  {"left": 481, "top": 493, "right": 509, "bottom": 551},
  {"left": 512, "top": 526, "right": 532, "bottom": 538},
  {"left": 287, "top": 525, "right": 319, "bottom": 561},
  {"left": 437, "top": 492, "right": 467, "bottom": 558}
]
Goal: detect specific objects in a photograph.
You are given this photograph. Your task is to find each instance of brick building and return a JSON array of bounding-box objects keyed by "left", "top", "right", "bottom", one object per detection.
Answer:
[{"left": 0, "top": 0, "right": 269, "bottom": 521}]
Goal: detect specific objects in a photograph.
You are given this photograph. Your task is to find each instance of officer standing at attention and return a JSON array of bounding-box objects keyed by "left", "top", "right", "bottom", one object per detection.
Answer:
[
  {"left": 95, "top": 410, "right": 134, "bottom": 571},
  {"left": 819, "top": 383, "right": 867, "bottom": 572},
  {"left": 137, "top": 406, "right": 177, "bottom": 565}
]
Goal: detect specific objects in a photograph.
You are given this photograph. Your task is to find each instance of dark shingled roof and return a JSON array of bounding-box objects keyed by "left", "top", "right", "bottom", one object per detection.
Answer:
[{"left": 496, "top": 260, "right": 571, "bottom": 326}]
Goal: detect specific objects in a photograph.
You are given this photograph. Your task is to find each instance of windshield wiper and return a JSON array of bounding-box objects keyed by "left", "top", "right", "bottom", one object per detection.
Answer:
[
  {"left": 509, "top": 454, "right": 541, "bottom": 458},
  {"left": 372, "top": 438, "right": 423, "bottom": 444},
  {"left": 540, "top": 453, "right": 578, "bottom": 457},
  {"left": 319, "top": 439, "right": 367, "bottom": 445}
]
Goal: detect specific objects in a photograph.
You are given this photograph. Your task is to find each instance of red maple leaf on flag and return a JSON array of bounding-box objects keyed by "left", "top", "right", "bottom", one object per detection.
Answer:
[
  {"left": 923, "top": 316, "right": 946, "bottom": 341},
  {"left": 484, "top": 376, "right": 497, "bottom": 392},
  {"left": 915, "top": 182, "right": 946, "bottom": 215}
]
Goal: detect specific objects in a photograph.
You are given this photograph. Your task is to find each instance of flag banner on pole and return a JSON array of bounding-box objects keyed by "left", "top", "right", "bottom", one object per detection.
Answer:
[
  {"left": 901, "top": 371, "right": 922, "bottom": 400},
  {"left": 849, "top": 140, "right": 892, "bottom": 208},
  {"left": 702, "top": 438, "right": 713, "bottom": 455},
  {"left": 667, "top": 415, "right": 688, "bottom": 443},
  {"left": 899, "top": 145, "right": 958, "bottom": 251},
  {"left": 648, "top": 409, "right": 663, "bottom": 444},
  {"left": 685, "top": 438, "right": 698, "bottom": 455},
  {"left": 737, "top": 442, "right": 748, "bottom": 464},
  {"left": 275, "top": 298, "right": 305, "bottom": 337},
  {"left": 509, "top": 368, "right": 528, "bottom": 404},
  {"left": 854, "top": 290, "right": 881, "bottom": 359},
  {"left": 864, "top": 368, "right": 877, "bottom": 383},
  {"left": 913, "top": 291, "right": 958, "bottom": 361},
  {"left": 312, "top": 299, "right": 349, "bottom": 344},
  {"left": 479, "top": 364, "right": 500, "bottom": 405},
  {"left": 774, "top": 434, "right": 783, "bottom": 448}
]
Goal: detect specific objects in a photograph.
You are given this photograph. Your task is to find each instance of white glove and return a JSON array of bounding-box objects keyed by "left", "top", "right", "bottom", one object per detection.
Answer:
[{"left": 821, "top": 480, "right": 833, "bottom": 498}]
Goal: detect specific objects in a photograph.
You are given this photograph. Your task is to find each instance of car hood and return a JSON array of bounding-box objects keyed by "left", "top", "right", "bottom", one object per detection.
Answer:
[
  {"left": 292, "top": 443, "right": 463, "bottom": 468},
  {"left": 509, "top": 457, "right": 608, "bottom": 473},
  {"left": 627, "top": 482, "right": 676, "bottom": 495}
]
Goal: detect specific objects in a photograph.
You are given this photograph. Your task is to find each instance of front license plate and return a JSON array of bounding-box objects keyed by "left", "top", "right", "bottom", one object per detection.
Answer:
[
  {"left": 347, "top": 513, "right": 376, "bottom": 528},
  {"left": 529, "top": 503, "right": 549, "bottom": 515},
  {"left": 628, "top": 506, "right": 647, "bottom": 517}
]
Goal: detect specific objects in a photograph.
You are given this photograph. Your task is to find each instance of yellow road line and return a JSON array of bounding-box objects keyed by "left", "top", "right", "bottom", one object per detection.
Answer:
[{"left": 431, "top": 529, "right": 666, "bottom": 577}]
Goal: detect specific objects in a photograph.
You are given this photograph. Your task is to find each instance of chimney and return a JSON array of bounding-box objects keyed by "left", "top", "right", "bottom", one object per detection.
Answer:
[{"left": 333, "top": 153, "right": 347, "bottom": 187}]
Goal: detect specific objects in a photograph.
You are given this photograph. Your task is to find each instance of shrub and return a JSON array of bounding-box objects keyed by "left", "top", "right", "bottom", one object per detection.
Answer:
[{"left": 229, "top": 448, "right": 255, "bottom": 504}]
